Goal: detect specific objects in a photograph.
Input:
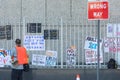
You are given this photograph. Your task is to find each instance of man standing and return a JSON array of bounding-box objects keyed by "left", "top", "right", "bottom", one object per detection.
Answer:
[{"left": 11, "top": 39, "right": 29, "bottom": 80}]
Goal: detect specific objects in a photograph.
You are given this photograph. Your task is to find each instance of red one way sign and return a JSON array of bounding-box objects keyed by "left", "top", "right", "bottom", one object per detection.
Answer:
[{"left": 88, "top": 1, "right": 109, "bottom": 20}]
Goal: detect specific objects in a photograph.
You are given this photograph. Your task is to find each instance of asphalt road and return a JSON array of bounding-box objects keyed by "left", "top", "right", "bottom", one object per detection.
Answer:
[{"left": 0, "top": 68, "right": 120, "bottom": 80}]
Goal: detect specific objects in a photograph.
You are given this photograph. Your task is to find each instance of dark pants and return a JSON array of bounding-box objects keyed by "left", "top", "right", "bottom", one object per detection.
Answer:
[{"left": 11, "top": 69, "right": 23, "bottom": 80}]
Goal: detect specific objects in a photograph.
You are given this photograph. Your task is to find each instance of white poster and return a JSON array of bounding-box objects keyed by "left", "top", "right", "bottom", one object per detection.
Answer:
[
  {"left": 0, "top": 50, "right": 12, "bottom": 67},
  {"left": 107, "top": 24, "right": 120, "bottom": 37},
  {"left": 107, "top": 24, "right": 114, "bottom": 37},
  {"left": 24, "top": 35, "right": 45, "bottom": 50},
  {"left": 84, "top": 40, "right": 97, "bottom": 51},
  {"left": 66, "top": 47, "right": 76, "bottom": 66},
  {"left": 84, "top": 37, "right": 102, "bottom": 51},
  {"left": 32, "top": 54, "right": 46, "bottom": 66},
  {"left": 85, "top": 49, "right": 103, "bottom": 64},
  {"left": 103, "top": 38, "right": 120, "bottom": 53},
  {"left": 45, "top": 50, "right": 57, "bottom": 66},
  {"left": 84, "top": 37, "right": 103, "bottom": 64}
]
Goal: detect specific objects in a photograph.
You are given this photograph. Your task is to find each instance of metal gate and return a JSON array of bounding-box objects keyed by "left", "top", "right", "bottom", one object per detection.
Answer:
[{"left": 0, "top": 16, "right": 120, "bottom": 69}]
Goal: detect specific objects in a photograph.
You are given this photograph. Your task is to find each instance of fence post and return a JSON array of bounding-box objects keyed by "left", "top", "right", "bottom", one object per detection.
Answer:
[{"left": 60, "top": 18, "right": 63, "bottom": 68}]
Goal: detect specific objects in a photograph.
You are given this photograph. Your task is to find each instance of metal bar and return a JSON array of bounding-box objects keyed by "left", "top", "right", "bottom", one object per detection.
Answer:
[
  {"left": 97, "top": 20, "right": 100, "bottom": 80},
  {"left": 61, "top": 18, "right": 63, "bottom": 68}
]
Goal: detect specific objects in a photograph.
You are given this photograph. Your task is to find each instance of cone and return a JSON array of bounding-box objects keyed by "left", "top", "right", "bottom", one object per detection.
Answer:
[{"left": 76, "top": 74, "right": 80, "bottom": 80}]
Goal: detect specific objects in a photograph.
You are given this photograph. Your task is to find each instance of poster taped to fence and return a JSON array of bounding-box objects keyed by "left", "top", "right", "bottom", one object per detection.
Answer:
[
  {"left": 0, "top": 49, "right": 11, "bottom": 67},
  {"left": 32, "top": 54, "right": 46, "bottom": 66},
  {"left": 45, "top": 50, "right": 57, "bottom": 66},
  {"left": 84, "top": 37, "right": 103, "bottom": 64},
  {"left": 84, "top": 37, "right": 102, "bottom": 51},
  {"left": 103, "top": 38, "right": 120, "bottom": 53},
  {"left": 66, "top": 46, "right": 76, "bottom": 67},
  {"left": 107, "top": 24, "right": 120, "bottom": 37},
  {"left": 85, "top": 49, "right": 103, "bottom": 64},
  {"left": 24, "top": 35, "right": 45, "bottom": 50}
]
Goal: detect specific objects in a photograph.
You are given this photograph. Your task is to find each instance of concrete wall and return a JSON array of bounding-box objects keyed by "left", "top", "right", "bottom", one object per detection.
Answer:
[
  {"left": 0, "top": 68, "right": 120, "bottom": 80},
  {"left": 0, "top": 0, "right": 120, "bottom": 24}
]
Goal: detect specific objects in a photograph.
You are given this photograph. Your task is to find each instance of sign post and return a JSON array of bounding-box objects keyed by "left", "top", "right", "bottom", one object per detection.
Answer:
[
  {"left": 97, "top": 19, "right": 100, "bottom": 80},
  {"left": 88, "top": 1, "right": 109, "bottom": 80}
]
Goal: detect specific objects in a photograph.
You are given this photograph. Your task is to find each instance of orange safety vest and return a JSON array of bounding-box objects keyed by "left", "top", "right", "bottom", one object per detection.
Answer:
[{"left": 16, "top": 46, "right": 28, "bottom": 64}]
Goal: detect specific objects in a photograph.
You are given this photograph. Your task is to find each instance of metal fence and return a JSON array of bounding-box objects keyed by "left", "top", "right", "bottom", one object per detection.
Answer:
[{"left": 0, "top": 16, "right": 120, "bottom": 69}]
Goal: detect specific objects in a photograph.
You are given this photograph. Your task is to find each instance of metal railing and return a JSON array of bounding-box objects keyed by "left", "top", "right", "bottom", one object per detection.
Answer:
[{"left": 0, "top": 16, "right": 120, "bottom": 69}]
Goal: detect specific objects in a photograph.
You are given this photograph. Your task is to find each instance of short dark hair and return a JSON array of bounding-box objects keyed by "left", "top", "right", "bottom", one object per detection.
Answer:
[{"left": 15, "top": 39, "right": 21, "bottom": 44}]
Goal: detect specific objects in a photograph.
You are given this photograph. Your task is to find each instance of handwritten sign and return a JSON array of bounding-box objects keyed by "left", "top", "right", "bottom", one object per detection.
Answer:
[
  {"left": 85, "top": 49, "right": 103, "bottom": 64},
  {"left": 66, "top": 48, "right": 76, "bottom": 67},
  {"left": 24, "top": 35, "right": 45, "bottom": 50},
  {"left": 45, "top": 50, "right": 57, "bottom": 66},
  {"left": 103, "top": 38, "right": 120, "bottom": 53},
  {"left": 107, "top": 24, "right": 120, "bottom": 37},
  {"left": 0, "top": 50, "right": 12, "bottom": 67},
  {"left": 32, "top": 54, "right": 46, "bottom": 66}
]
